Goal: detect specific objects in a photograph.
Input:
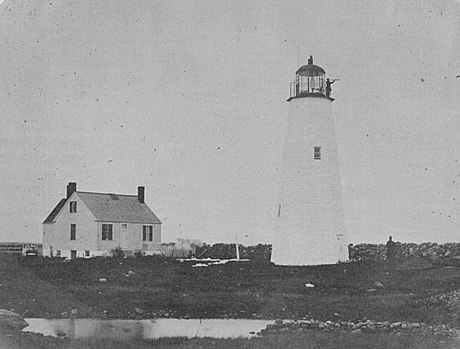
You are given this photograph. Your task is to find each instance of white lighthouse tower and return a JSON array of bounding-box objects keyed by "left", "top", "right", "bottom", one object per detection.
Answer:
[{"left": 271, "top": 56, "right": 347, "bottom": 266}]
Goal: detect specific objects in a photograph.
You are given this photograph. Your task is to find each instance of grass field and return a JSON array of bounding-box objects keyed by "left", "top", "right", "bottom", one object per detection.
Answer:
[
  {"left": 14, "top": 255, "right": 460, "bottom": 325},
  {"left": 0, "top": 253, "right": 459, "bottom": 348}
]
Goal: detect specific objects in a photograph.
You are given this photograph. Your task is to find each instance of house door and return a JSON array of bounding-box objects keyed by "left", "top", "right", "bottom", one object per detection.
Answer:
[
  {"left": 121, "top": 224, "right": 128, "bottom": 248},
  {"left": 71, "top": 250, "right": 77, "bottom": 260}
]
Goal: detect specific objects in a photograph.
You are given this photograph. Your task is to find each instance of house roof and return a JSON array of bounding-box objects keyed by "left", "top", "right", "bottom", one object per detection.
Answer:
[
  {"left": 43, "top": 199, "right": 67, "bottom": 223},
  {"left": 43, "top": 191, "right": 162, "bottom": 224}
]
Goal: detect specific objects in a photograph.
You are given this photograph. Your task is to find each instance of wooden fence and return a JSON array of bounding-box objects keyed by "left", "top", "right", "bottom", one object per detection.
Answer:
[{"left": 0, "top": 242, "right": 43, "bottom": 255}]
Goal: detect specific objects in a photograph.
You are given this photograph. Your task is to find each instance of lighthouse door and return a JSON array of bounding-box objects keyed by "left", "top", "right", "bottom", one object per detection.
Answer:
[{"left": 337, "top": 234, "right": 346, "bottom": 261}]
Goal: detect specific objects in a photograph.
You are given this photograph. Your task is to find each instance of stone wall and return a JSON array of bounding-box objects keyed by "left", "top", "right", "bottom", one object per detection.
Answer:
[
  {"left": 259, "top": 318, "right": 457, "bottom": 338},
  {"left": 194, "top": 242, "right": 460, "bottom": 262},
  {"left": 349, "top": 242, "right": 460, "bottom": 261}
]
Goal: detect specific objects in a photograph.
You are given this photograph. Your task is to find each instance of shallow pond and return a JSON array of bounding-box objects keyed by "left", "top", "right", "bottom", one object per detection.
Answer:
[{"left": 24, "top": 318, "right": 274, "bottom": 339}]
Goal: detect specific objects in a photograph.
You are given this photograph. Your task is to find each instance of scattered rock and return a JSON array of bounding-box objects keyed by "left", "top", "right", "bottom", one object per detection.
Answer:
[
  {"left": 305, "top": 283, "right": 315, "bottom": 288},
  {"left": 70, "top": 308, "right": 78, "bottom": 315},
  {"left": 258, "top": 318, "right": 458, "bottom": 338},
  {"left": 192, "top": 263, "right": 208, "bottom": 268},
  {"left": 0, "top": 310, "right": 29, "bottom": 333},
  {"left": 374, "top": 282, "right": 384, "bottom": 288},
  {"left": 99, "top": 278, "right": 107, "bottom": 282},
  {"left": 55, "top": 329, "right": 67, "bottom": 338},
  {"left": 128, "top": 270, "right": 135, "bottom": 276},
  {"left": 366, "top": 288, "right": 377, "bottom": 292},
  {"left": 134, "top": 308, "right": 143, "bottom": 314}
]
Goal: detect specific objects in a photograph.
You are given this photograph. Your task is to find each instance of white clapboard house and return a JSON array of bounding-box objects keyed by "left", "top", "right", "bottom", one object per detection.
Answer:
[{"left": 43, "top": 182, "right": 162, "bottom": 259}]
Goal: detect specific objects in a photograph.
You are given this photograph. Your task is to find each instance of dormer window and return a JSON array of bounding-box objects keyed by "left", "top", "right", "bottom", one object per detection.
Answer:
[
  {"left": 314, "top": 146, "right": 321, "bottom": 160},
  {"left": 70, "top": 201, "right": 77, "bottom": 213}
]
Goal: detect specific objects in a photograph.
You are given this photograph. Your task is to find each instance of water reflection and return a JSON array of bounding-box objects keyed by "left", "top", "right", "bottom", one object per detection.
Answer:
[{"left": 24, "top": 318, "right": 274, "bottom": 339}]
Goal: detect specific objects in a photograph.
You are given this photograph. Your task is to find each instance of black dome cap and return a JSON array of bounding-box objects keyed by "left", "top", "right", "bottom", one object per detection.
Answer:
[{"left": 295, "top": 55, "right": 325, "bottom": 76}]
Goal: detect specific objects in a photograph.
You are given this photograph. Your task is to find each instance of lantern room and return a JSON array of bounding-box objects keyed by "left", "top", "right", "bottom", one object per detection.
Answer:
[{"left": 289, "top": 55, "right": 327, "bottom": 98}]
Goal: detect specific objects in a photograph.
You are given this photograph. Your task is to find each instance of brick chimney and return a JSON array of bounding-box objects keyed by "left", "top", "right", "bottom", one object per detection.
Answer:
[
  {"left": 67, "top": 182, "right": 77, "bottom": 199},
  {"left": 138, "top": 186, "right": 145, "bottom": 203}
]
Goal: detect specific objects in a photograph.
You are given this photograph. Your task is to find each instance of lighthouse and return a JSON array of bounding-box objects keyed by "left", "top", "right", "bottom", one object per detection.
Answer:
[{"left": 271, "top": 56, "right": 348, "bottom": 266}]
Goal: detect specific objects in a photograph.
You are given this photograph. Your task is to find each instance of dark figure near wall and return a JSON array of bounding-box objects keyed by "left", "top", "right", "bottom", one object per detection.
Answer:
[
  {"left": 326, "top": 78, "right": 336, "bottom": 98},
  {"left": 386, "top": 236, "right": 396, "bottom": 260},
  {"left": 325, "top": 78, "right": 337, "bottom": 98}
]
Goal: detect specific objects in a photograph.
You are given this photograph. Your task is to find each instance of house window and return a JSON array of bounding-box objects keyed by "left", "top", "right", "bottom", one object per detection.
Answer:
[
  {"left": 314, "top": 146, "right": 321, "bottom": 160},
  {"left": 143, "top": 226, "right": 153, "bottom": 241},
  {"left": 70, "top": 224, "right": 76, "bottom": 240},
  {"left": 102, "top": 224, "right": 113, "bottom": 241},
  {"left": 85, "top": 250, "right": 90, "bottom": 257},
  {"left": 70, "top": 201, "right": 77, "bottom": 213}
]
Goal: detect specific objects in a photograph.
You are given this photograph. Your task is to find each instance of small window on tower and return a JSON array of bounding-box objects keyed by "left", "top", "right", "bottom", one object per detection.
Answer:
[{"left": 314, "top": 146, "right": 321, "bottom": 160}]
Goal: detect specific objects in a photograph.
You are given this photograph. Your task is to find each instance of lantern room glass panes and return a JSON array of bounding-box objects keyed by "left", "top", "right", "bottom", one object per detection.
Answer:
[
  {"left": 289, "top": 57, "right": 328, "bottom": 98},
  {"left": 297, "top": 75, "right": 325, "bottom": 95}
]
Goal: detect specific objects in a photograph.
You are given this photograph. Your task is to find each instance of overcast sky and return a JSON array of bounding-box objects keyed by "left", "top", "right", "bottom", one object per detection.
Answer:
[{"left": 0, "top": 0, "right": 459, "bottom": 245}]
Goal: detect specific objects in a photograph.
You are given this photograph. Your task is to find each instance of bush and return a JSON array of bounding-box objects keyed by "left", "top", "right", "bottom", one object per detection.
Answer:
[
  {"left": 194, "top": 243, "right": 272, "bottom": 261},
  {"left": 110, "top": 247, "right": 125, "bottom": 258}
]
